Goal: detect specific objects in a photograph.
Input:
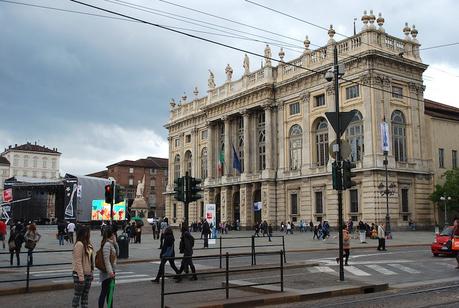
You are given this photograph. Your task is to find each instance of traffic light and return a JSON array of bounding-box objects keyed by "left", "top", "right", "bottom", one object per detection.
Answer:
[
  {"left": 342, "top": 160, "right": 357, "bottom": 189},
  {"left": 114, "top": 184, "right": 125, "bottom": 204},
  {"left": 332, "top": 161, "right": 342, "bottom": 190},
  {"left": 174, "top": 177, "right": 184, "bottom": 202},
  {"left": 188, "top": 177, "right": 203, "bottom": 202},
  {"left": 104, "top": 183, "right": 113, "bottom": 204}
]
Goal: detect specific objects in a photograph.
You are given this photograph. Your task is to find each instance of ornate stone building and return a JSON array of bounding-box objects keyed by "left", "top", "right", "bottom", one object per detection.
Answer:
[{"left": 164, "top": 11, "right": 459, "bottom": 228}]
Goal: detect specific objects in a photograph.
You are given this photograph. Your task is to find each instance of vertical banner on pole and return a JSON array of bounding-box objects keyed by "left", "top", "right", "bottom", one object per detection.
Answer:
[
  {"left": 380, "top": 121, "right": 390, "bottom": 152},
  {"left": 205, "top": 204, "right": 216, "bottom": 244}
]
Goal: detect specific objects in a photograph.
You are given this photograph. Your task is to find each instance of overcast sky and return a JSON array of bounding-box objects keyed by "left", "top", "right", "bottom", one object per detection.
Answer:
[{"left": 1, "top": 0, "right": 458, "bottom": 175}]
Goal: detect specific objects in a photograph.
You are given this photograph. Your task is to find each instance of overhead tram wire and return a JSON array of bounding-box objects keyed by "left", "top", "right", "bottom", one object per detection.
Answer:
[
  {"left": 69, "top": 0, "right": 436, "bottom": 107},
  {"left": 0, "top": 0, "right": 304, "bottom": 54},
  {"left": 105, "top": 0, "right": 304, "bottom": 51},
  {"left": 245, "top": 0, "right": 459, "bottom": 78}
]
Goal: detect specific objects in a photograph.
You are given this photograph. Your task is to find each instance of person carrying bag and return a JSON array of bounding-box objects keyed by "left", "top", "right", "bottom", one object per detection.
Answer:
[
  {"left": 96, "top": 228, "right": 118, "bottom": 308},
  {"left": 72, "top": 226, "right": 94, "bottom": 308},
  {"left": 24, "top": 223, "right": 41, "bottom": 266},
  {"left": 152, "top": 227, "right": 179, "bottom": 283}
]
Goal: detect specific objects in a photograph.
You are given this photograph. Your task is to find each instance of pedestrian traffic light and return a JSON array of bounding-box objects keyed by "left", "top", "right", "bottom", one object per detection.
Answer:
[
  {"left": 104, "top": 184, "right": 113, "bottom": 204},
  {"left": 173, "top": 177, "right": 184, "bottom": 202},
  {"left": 332, "top": 161, "right": 342, "bottom": 190},
  {"left": 189, "top": 177, "right": 203, "bottom": 202},
  {"left": 342, "top": 160, "right": 357, "bottom": 189}
]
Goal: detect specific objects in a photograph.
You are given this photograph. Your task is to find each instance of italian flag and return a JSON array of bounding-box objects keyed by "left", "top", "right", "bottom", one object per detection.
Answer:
[{"left": 218, "top": 151, "right": 224, "bottom": 175}]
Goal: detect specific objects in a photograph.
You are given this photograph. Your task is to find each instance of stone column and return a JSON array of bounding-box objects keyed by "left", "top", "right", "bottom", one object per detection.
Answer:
[
  {"left": 264, "top": 105, "right": 273, "bottom": 170},
  {"left": 221, "top": 186, "right": 232, "bottom": 223},
  {"left": 223, "top": 117, "right": 231, "bottom": 176},
  {"left": 167, "top": 136, "right": 173, "bottom": 188},
  {"left": 242, "top": 110, "right": 250, "bottom": 175},
  {"left": 191, "top": 128, "right": 197, "bottom": 177},
  {"left": 240, "top": 184, "right": 253, "bottom": 229},
  {"left": 207, "top": 123, "right": 214, "bottom": 179},
  {"left": 277, "top": 102, "right": 285, "bottom": 175},
  {"left": 179, "top": 133, "right": 185, "bottom": 176},
  {"left": 300, "top": 92, "right": 311, "bottom": 172}
]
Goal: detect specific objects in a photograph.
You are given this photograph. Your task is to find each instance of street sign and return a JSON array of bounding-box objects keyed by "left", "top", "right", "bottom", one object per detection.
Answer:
[
  {"left": 329, "top": 139, "right": 352, "bottom": 160},
  {"left": 325, "top": 110, "right": 357, "bottom": 136}
]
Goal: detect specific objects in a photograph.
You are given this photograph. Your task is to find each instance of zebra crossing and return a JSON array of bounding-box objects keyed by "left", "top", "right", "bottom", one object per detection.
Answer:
[
  {"left": 28, "top": 268, "right": 155, "bottom": 285},
  {"left": 307, "top": 261, "right": 422, "bottom": 277}
]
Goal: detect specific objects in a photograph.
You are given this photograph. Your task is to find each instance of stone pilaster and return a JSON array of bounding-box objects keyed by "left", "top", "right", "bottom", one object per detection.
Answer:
[
  {"left": 264, "top": 105, "right": 273, "bottom": 170},
  {"left": 239, "top": 184, "right": 253, "bottom": 228},
  {"left": 221, "top": 186, "right": 232, "bottom": 223},
  {"left": 223, "top": 117, "right": 231, "bottom": 176},
  {"left": 207, "top": 123, "right": 214, "bottom": 179},
  {"left": 242, "top": 110, "right": 251, "bottom": 175}
]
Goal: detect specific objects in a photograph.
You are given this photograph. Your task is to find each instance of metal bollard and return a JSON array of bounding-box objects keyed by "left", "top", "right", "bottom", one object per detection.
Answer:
[
  {"left": 219, "top": 237, "right": 222, "bottom": 269},
  {"left": 161, "top": 262, "right": 165, "bottom": 308},
  {"left": 282, "top": 236, "right": 287, "bottom": 263},
  {"left": 26, "top": 252, "right": 31, "bottom": 292},
  {"left": 225, "top": 252, "right": 229, "bottom": 299},
  {"left": 280, "top": 250, "right": 284, "bottom": 292}
]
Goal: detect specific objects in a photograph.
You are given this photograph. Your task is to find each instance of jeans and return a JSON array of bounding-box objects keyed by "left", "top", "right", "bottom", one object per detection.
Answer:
[
  {"left": 58, "top": 234, "right": 65, "bottom": 245},
  {"left": 177, "top": 256, "right": 196, "bottom": 279},
  {"left": 10, "top": 249, "right": 20, "bottom": 266},
  {"left": 68, "top": 232, "right": 74, "bottom": 244},
  {"left": 203, "top": 233, "right": 208, "bottom": 248},
  {"left": 155, "top": 257, "right": 179, "bottom": 280},
  {"left": 377, "top": 238, "right": 386, "bottom": 250},
  {"left": 98, "top": 278, "right": 114, "bottom": 308}
]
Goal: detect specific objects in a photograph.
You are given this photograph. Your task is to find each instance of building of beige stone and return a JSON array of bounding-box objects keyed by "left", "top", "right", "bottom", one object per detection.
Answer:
[{"left": 164, "top": 12, "right": 459, "bottom": 228}]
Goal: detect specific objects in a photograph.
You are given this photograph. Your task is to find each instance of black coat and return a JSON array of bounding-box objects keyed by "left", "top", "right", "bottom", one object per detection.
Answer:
[
  {"left": 160, "top": 233, "right": 175, "bottom": 257},
  {"left": 179, "top": 232, "right": 195, "bottom": 256}
]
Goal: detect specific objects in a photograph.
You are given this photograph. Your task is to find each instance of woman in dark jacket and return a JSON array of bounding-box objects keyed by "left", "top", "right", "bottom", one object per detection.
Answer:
[
  {"left": 8, "top": 226, "right": 23, "bottom": 266},
  {"left": 152, "top": 227, "right": 179, "bottom": 283}
]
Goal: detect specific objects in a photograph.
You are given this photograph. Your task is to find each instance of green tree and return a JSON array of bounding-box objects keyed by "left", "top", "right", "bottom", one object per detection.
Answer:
[{"left": 430, "top": 169, "right": 459, "bottom": 212}]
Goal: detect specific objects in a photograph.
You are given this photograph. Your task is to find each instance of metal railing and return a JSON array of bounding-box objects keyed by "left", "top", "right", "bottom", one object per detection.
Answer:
[
  {"left": 193, "top": 235, "right": 286, "bottom": 268},
  {"left": 0, "top": 249, "right": 73, "bottom": 292},
  {"left": 160, "top": 250, "right": 284, "bottom": 308}
]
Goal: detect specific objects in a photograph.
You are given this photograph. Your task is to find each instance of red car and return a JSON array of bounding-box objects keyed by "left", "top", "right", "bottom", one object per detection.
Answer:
[{"left": 431, "top": 226, "right": 455, "bottom": 256}]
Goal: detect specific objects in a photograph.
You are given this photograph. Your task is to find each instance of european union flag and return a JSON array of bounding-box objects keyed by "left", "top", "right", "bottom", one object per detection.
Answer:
[{"left": 232, "top": 145, "right": 242, "bottom": 173}]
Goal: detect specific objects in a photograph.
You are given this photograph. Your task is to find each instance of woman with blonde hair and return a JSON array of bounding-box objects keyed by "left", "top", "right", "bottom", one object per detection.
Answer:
[{"left": 72, "top": 226, "right": 94, "bottom": 308}]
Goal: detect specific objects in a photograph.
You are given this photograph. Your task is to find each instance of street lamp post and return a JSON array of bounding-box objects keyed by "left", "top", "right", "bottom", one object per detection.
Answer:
[
  {"left": 440, "top": 196, "right": 451, "bottom": 226},
  {"left": 378, "top": 158, "right": 396, "bottom": 239}
]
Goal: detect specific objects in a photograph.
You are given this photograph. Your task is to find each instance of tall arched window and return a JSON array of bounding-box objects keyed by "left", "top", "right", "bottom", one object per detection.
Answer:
[
  {"left": 201, "top": 148, "right": 208, "bottom": 179},
  {"left": 315, "top": 118, "right": 329, "bottom": 166},
  {"left": 257, "top": 112, "right": 266, "bottom": 170},
  {"left": 24, "top": 155, "right": 29, "bottom": 168},
  {"left": 42, "top": 157, "right": 48, "bottom": 168},
  {"left": 237, "top": 117, "right": 244, "bottom": 173},
  {"left": 33, "top": 156, "right": 38, "bottom": 168},
  {"left": 174, "top": 154, "right": 181, "bottom": 180},
  {"left": 184, "top": 151, "right": 192, "bottom": 176},
  {"left": 289, "top": 124, "right": 302, "bottom": 170},
  {"left": 392, "top": 110, "right": 407, "bottom": 162},
  {"left": 346, "top": 111, "right": 364, "bottom": 162}
]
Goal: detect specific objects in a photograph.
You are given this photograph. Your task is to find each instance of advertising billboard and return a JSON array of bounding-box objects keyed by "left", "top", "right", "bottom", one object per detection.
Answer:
[{"left": 91, "top": 200, "right": 126, "bottom": 221}]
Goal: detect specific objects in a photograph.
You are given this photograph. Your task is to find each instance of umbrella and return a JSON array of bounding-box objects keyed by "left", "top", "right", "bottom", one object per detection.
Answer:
[{"left": 132, "top": 216, "right": 142, "bottom": 221}]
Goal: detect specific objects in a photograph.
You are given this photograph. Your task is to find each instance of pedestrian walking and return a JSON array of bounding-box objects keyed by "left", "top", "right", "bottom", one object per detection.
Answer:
[
  {"left": 128, "top": 222, "right": 136, "bottom": 244},
  {"left": 286, "top": 222, "right": 293, "bottom": 234},
  {"left": 98, "top": 228, "right": 118, "bottom": 308},
  {"left": 134, "top": 221, "right": 142, "bottom": 244},
  {"left": 67, "top": 221, "right": 76, "bottom": 244},
  {"left": 202, "top": 220, "right": 211, "bottom": 248},
  {"left": 336, "top": 225, "right": 351, "bottom": 266},
  {"left": 159, "top": 218, "right": 168, "bottom": 249},
  {"left": 262, "top": 220, "right": 268, "bottom": 237},
  {"left": 309, "top": 220, "right": 314, "bottom": 233},
  {"left": 152, "top": 227, "right": 179, "bottom": 283},
  {"left": 8, "top": 225, "right": 23, "bottom": 266},
  {"left": 313, "top": 225, "right": 319, "bottom": 240},
  {"left": 57, "top": 220, "right": 66, "bottom": 246},
  {"left": 377, "top": 223, "right": 386, "bottom": 251},
  {"left": 0, "top": 219, "right": 7, "bottom": 249},
  {"left": 24, "top": 223, "right": 41, "bottom": 266},
  {"left": 268, "top": 224, "right": 273, "bottom": 242},
  {"left": 254, "top": 222, "right": 260, "bottom": 237},
  {"left": 358, "top": 220, "right": 367, "bottom": 244},
  {"left": 280, "top": 221, "right": 285, "bottom": 232},
  {"left": 72, "top": 226, "right": 94, "bottom": 308},
  {"left": 175, "top": 226, "right": 197, "bottom": 282},
  {"left": 451, "top": 218, "right": 459, "bottom": 269}
]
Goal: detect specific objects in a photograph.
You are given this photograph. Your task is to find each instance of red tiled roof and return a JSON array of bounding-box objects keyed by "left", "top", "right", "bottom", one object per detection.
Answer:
[
  {"left": 107, "top": 156, "right": 168, "bottom": 169},
  {"left": 0, "top": 156, "right": 10, "bottom": 165},
  {"left": 3, "top": 142, "right": 60, "bottom": 154},
  {"left": 424, "top": 99, "right": 459, "bottom": 121}
]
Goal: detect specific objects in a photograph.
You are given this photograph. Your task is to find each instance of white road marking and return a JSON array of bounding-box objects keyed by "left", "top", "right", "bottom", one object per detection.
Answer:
[
  {"left": 364, "top": 264, "right": 397, "bottom": 275},
  {"left": 33, "top": 271, "right": 135, "bottom": 277},
  {"left": 318, "top": 259, "right": 412, "bottom": 266},
  {"left": 29, "top": 269, "right": 71, "bottom": 274},
  {"left": 307, "top": 266, "right": 336, "bottom": 274},
  {"left": 344, "top": 266, "right": 371, "bottom": 276},
  {"left": 388, "top": 263, "right": 420, "bottom": 274},
  {"left": 52, "top": 274, "right": 152, "bottom": 284}
]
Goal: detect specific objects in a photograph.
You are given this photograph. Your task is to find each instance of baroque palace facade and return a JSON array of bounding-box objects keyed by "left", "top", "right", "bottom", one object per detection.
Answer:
[{"left": 164, "top": 11, "right": 459, "bottom": 228}]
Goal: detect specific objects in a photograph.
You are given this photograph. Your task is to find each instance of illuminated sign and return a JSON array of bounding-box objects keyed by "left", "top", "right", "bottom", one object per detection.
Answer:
[{"left": 91, "top": 200, "right": 126, "bottom": 221}]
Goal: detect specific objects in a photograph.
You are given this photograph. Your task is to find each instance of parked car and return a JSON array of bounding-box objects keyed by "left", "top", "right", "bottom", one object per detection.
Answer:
[{"left": 431, "top": 226, "right": 455, "bottom": 256}]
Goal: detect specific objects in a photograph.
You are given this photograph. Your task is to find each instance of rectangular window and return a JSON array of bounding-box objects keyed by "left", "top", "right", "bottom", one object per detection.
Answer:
[
  {"left": 175, "top": 138, "right": 180, "bottom": 148},
  {"left": 173, "top": 203, "right": 177, "bottom": 218},
  {"left": 315, "top": 191, "right": 323, "bottom": 214},
  {"left": 200, "top": 202, "right": 204, "bottom": 219},
  {"left": 401, "top": 188, "right": 409, "bottom": 213},
  {"left": 290, "top": 193, "right": 298, "bottom": 215},
  {"left": 314, "top": 94, "right": 325, "bottom": 107},
  {"left": 345, "top": 85, "right": 359, "bottom": 100},
  {"left": 289, "top": 102, "right": 300, "bottom": 115},
  {"left": 350, "top": 189, "right": 359, "bottom": 213},
  {"left": 201, "top": 130, "right": 208, "bottom": 140},
  {"left": 185, "top": 134, "right": 191, "bottom": 143},
  {"left": 452, "top": 150, "right": 457, "bottom": 169},
  {"left": 129, "top": 167, "right": 134, "bottom": 174},
  {"left": 128, "top": 178, "right": 134, "bottom": 186},
  {"left": 392, "top": 85, "right": 403, "bottom": 99},
  {"left": 439, "top": 148, "right": 445, "bottom": 168}
]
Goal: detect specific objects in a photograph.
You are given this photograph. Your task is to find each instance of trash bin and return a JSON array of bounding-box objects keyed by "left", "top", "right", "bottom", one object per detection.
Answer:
[{"left": 117, "top": 233, "right": 129, "bottom": 259}]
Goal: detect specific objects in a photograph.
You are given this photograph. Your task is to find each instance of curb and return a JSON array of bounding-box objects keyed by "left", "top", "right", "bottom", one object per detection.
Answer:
[{"left": 188, "top": 283, "right": 389, "bottom": 308}]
